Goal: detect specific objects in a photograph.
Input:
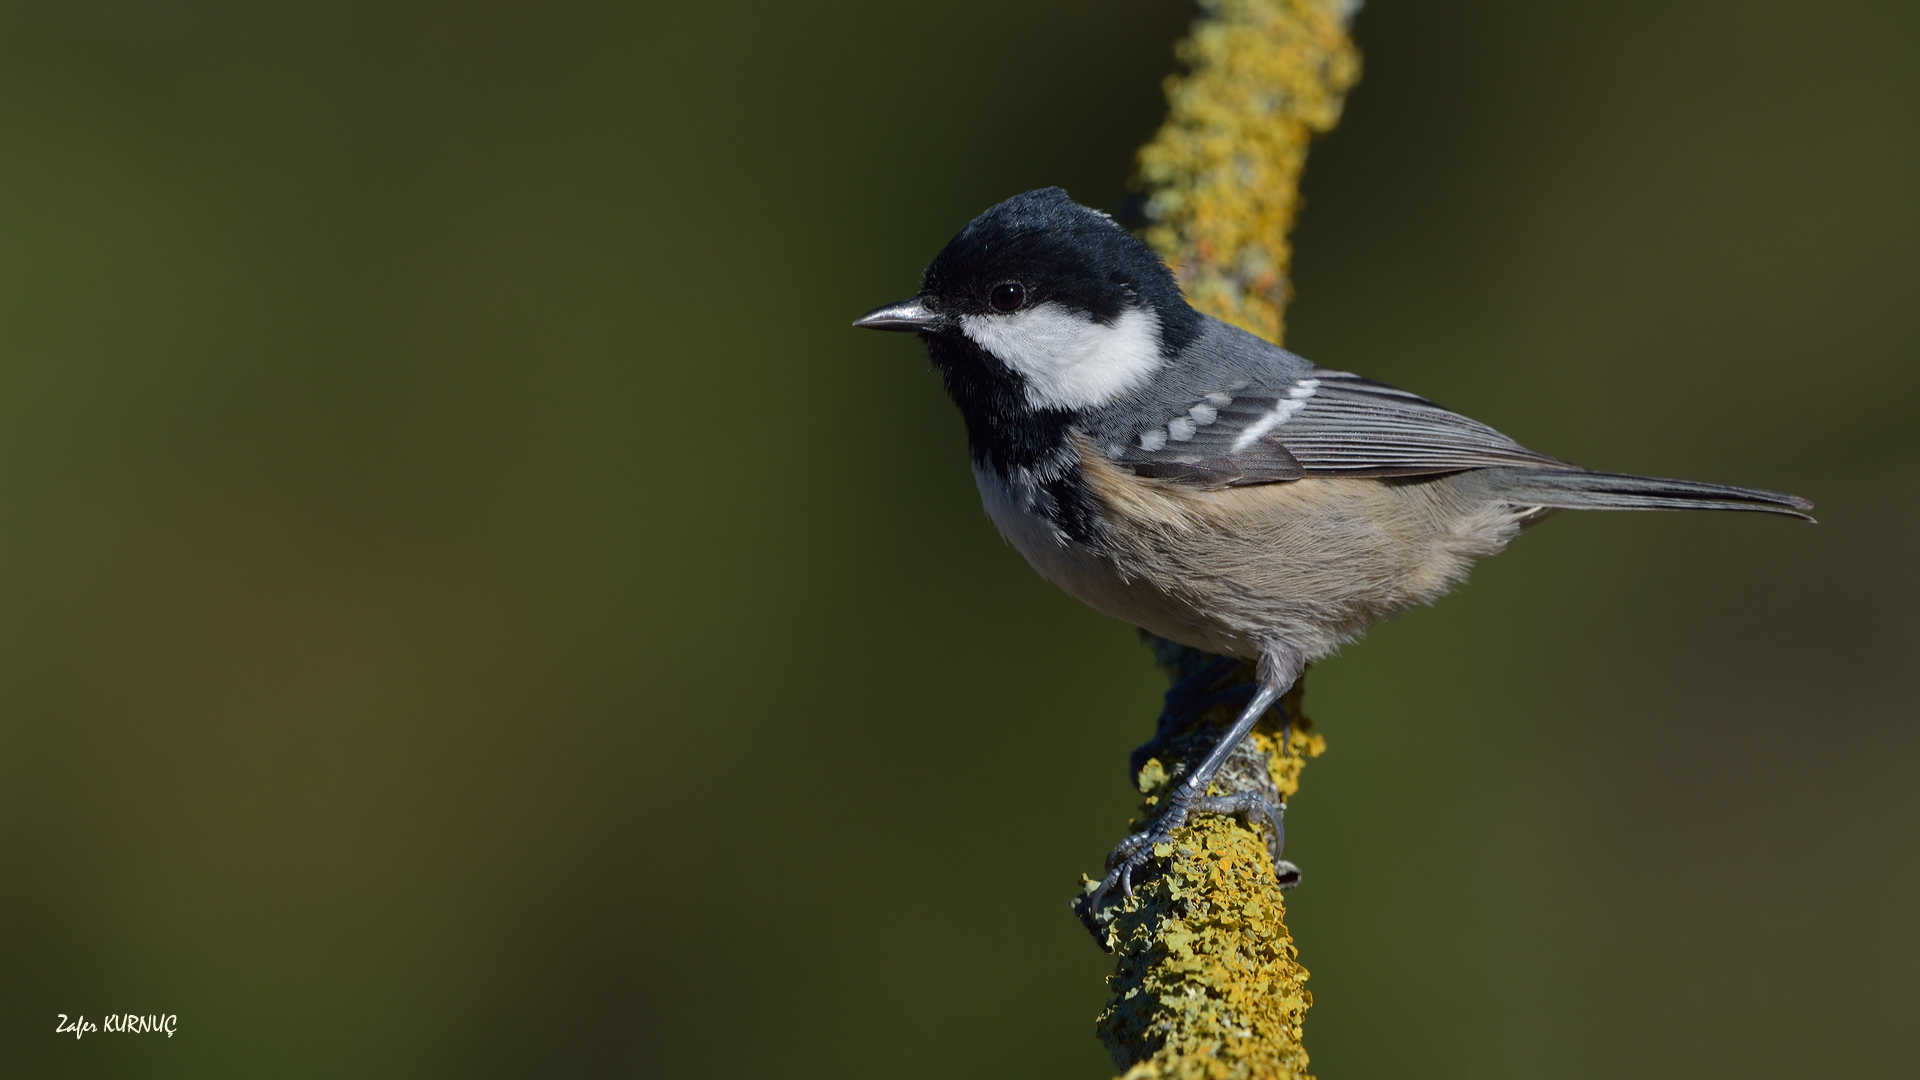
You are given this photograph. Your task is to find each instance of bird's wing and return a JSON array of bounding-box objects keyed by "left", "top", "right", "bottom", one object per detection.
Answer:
[{"left": 1099, "top": 367, "right": 1572, "bottom": 489}]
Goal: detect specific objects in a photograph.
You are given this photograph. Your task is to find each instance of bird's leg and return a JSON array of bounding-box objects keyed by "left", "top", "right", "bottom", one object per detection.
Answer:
[
  {"left": 1088, "top": 683, "right": 1294, "bottom": 918},
  {"left": 1129, "top": 655, "right": 1257, "bottom": 782}
]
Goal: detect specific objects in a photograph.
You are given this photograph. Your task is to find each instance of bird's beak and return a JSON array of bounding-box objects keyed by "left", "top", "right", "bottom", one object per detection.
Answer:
[{"left": 852, "top": 296, "right": 943, "bottom": 332}]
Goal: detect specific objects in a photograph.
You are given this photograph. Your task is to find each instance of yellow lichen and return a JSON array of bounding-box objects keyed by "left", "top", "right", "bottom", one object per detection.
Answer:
[
  {"left": 1095, "top": 676, "right": 1325, "bottom": 1079},
  {"left": 1135, "top": 0, "right": 1360, "bottom": 345},
  {"left": 1092, "top": 2, "right": 1358, "bottom": 1076},
  {"left": 1101, "top": 816, "right": 1313, "bottom": 1080}
]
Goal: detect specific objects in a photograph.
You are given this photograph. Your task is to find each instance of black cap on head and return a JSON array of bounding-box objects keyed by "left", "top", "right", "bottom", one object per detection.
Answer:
[{"left": 919, "top": 188, "right": 1201, "bottom": 352}]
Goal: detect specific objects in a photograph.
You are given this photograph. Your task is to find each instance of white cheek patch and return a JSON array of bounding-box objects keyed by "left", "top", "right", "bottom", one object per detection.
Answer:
[
  {"left": 1229, "top": 378, "right": 1321, "bottom": 452},
  {"left": 959, "top": 303, "right": 1165, "bottom": 411}
]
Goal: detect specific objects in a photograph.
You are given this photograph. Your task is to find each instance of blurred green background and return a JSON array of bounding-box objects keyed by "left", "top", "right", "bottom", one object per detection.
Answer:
[{"left": 1, "top": 1, "right": 1913, "bottom": 1076}]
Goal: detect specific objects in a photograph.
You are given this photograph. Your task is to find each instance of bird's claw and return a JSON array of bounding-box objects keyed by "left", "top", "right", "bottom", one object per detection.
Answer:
[{"left": 1081, "top": 789, "right": 1296, "bottom": 932}]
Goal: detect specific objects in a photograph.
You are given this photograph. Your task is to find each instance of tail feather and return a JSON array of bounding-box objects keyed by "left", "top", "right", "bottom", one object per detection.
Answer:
[{"left": 1466, "top": 468, "right": 1815, "bottom": 521}]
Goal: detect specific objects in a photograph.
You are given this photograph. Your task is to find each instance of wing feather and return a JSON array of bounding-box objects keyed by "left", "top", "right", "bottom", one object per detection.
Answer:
[{"left": 1097, "top": 358, "right": 1569, "bottom": 489}]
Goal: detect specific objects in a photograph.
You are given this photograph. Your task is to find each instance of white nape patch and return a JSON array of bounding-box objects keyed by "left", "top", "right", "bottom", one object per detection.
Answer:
[
  {"left": 1139, "top": 428, "right": 1168, "bottom": 451},
  {"left": 959, "top": 303, "right": 1165, "bottom": 411},
  {"left": 1167, "top": 417, "right": 1197, "bottom": 441},
  {"left": 1229, "top": 378, "right": 1321, "bottom": 452},
  {"left": 1187, "top": 403, "right": 1218, "bottom": 426}
]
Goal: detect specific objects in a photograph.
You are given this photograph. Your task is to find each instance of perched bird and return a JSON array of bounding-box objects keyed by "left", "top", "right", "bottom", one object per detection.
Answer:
[{"left": 854, "top": 187, "right": 1811, "bottom": 909}]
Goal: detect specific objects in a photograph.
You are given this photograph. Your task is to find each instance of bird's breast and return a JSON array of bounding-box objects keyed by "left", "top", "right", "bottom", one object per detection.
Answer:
[{"left": 970, "top": 461, "right": 1259, "bottom": 658}]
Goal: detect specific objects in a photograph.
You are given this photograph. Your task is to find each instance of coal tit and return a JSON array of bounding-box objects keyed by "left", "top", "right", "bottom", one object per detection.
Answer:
[{"left": 855, "top": 187, "right": 1812, "bottom": 907}]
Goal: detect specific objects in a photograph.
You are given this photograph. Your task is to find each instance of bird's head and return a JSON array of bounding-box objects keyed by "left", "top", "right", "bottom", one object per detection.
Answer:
[{"left": 855, "top": 187, "right": 1201, "bottom": 414}]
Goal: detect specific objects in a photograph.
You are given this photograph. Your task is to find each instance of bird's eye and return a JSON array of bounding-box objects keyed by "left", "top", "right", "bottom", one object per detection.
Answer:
[{"left": 989, "top": 282, "right": 1026, "bottom": 313}]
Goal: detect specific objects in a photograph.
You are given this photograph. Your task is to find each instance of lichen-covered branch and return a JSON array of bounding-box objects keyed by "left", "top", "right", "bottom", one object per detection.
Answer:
[
  {"left": 1138, "top": 0, "right": 1360, "bottom": 345},
  {"left": 1079, "top": 3, "right": 1360, "bottom": 1078},
  {"left": 1087, "top": 643, "right": 1327, "bottom": 1080}
]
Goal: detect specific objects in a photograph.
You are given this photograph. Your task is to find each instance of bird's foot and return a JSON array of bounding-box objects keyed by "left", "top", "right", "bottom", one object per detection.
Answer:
[{"left": 1079, "top": 787, "right": 1297, "bottom": 934}]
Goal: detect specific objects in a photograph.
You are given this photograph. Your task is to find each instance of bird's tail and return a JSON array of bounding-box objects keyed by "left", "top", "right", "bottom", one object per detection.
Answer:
[{"left": 1464, "top": 467, "right": 1815, "bottom": 521}]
